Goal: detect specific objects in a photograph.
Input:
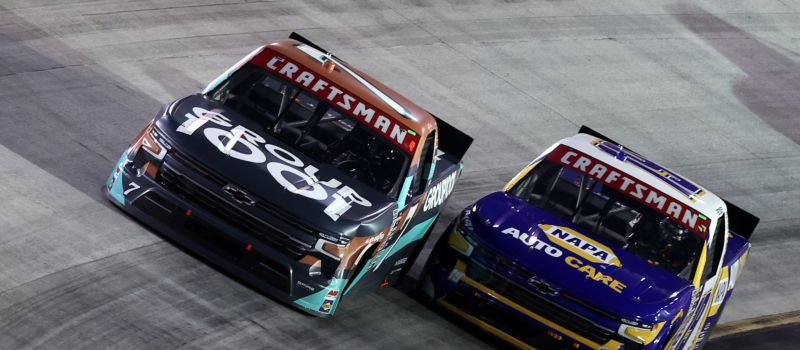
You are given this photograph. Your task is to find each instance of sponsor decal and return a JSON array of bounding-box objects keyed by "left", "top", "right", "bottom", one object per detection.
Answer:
[
  {"left": 712, "top": 279, "right": 728, "bottom": 306},
  {"left": 423, "top": 171, "right": 457, "bottom": 212},
  {"left": 670, "top": 291, "right": 707, "bottom": 349},
  {"left": 365, "top": 232, "right": 385, "bottom": 246},
  {"left": 501, "top": 227, "right": 562, "bottom": 258},
  {"left": 108, "top": 164, "right": 123, "bottom": 190},
  {"left": 540, "top": 224, "right": 621, "bottom": 267},
  {"left": 250, "top": 49, "right": 420, "bottom": 153},
  {"left": 295, "top": 280, "right": 315, "bottom": 292},
  {"left": 500, "top": 225, "right": 627, "bottom": 293},
  {"left": 564, "top": 256, "right": 627, "bottom": 293},
  {"left": 548, "top": 145, "right": 711, "bottom": 238},
  {"left": 177, "top": 107, "right": 371, "bottom": 221},
  {"left": 319, "top": 290, "right": 338, "bottom": 313},
  {"left": 712, "top": 266, "right": 730, "bottom": 308}
]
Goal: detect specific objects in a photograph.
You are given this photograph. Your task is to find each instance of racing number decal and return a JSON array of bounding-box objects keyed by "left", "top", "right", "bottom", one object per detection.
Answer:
[
  {"left": 123, "top": 182, "right": 141, "bottom": 196},
  {"left": 177, "top": 107, "right": 372, "bottom": 221},
  {"left": 593, "top": 140, "right": 705, "bottom": 199}
]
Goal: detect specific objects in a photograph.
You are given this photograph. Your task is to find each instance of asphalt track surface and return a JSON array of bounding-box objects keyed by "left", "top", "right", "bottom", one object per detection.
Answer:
[{"left": 1, "top": 1, "right": 799, "bottom": 349}]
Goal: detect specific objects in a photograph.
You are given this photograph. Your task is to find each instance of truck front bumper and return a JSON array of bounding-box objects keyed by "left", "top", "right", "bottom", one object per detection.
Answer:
[
  {"left": 423, "top": 240, "right": 631, "bottom": 350},
  {"left": 105, "top": 152, "right": 347, "bottom": 316}
]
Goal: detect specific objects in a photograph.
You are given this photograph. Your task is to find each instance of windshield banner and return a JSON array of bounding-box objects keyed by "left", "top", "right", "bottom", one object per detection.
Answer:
[
  {"left": 250, "top": 49, "right": 420, "bottom": 154},
  {"left": 547, "top": 145, "right": 710, "bottom": 239}
]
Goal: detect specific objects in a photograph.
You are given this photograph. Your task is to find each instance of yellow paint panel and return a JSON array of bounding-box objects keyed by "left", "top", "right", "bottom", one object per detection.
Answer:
[
  {"left": 454, "top": 260, "right": 467, "bottom": 273},
  {"left": 437, "top": 299, "right": 539, "bottom": 350},
  {"left": 624, "top": 322, "right": 665, "bottom": 345},
  {"left": 447, "top": 227, "right": 471, "bottom": 255},
  {"left": 460, "top": 276, "right": 623, "bottom": 350},
  {"left": 693, "top": 245, "right": 708, "bottom": 289},
  {"left": 503, "top": 162, "right": 539, "bottom": 192},
  {"left": 672, "top": 309, "right": 684, "bottom": 325}
]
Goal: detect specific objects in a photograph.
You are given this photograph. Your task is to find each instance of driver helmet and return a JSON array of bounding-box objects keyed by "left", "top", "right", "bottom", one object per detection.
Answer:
[{"left": 658, "top": 218, "right": 690, "bottom": 242}]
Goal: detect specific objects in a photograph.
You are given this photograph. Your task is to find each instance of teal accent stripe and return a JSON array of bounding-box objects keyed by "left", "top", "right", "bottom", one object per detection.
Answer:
[
  {"left": 202, "top": 71, "right": 231, "bottom": 94},
  {"left": 427, "top": 163, "right": 436, "bottom": 180},
  {"left": 108, "top": 153, "right": 128, "bottom": 205},
  {"left": 397, "top": 175, "right": 413, "bottom": 210},
  {"left": 344, "top": 259, "right": 371, "bottom": 295},
  {"left": 386, "top": 215, "right": 438, "bottom": 258},
  {"left": 345, "top": 215, "right": 438, "bottom": 295}
]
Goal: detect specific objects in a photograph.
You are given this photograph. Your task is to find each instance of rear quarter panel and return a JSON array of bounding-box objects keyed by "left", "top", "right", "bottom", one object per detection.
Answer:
[{"left": 690, "top": 232, "right": 750, "bottom": 348}]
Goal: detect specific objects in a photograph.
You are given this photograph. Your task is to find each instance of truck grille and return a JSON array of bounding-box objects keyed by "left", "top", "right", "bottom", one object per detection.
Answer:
[
  {"left": 159, "top": 160, "right": 313, "bottom": 259},
  {"left": 170, "top": 150, "right": 316, "bottom": 236},
  {"left": 444, "top": 288, "right": 571, "bottom": 349},
  {"left": 465, "top": 252, "right": 616, "bottom": 345}
]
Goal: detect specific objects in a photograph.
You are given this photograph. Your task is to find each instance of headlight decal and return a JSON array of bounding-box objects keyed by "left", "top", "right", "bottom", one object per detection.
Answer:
[
  {"left": 618, "top": 321, "right": 665, "bottom": 345},
  {"left": 131, "top": 121, "right": 168, "bottom": 177},
  {"left": 448, "top": 219, "right": 474, "bottom": 256}
]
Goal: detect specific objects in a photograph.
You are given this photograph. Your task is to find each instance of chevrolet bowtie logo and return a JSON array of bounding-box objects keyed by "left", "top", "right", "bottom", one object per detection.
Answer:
[
  {"left": 222, "top": 184, "right": 256, "bottom": 206},
  {"left": 528, "top": 277, "right": 558, "bottom": 296}
]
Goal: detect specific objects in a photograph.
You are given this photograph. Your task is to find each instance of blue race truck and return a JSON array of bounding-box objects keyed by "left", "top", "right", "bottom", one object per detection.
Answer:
[{"left": 422, "top": 127, "right": 758, "bottom": 350}]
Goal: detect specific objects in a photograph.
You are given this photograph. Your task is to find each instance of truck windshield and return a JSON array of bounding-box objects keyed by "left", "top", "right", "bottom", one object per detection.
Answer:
[
  {"left": 207, "top": 64, "right": 408, "bottom": 196},
  {"left": 510, "top": 160, "right": 704, "bottom": 281}
]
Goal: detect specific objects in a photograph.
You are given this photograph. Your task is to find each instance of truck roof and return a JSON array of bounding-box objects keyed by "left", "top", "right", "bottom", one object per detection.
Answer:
[
  {"left": 247, "top": 39, "right": 436, "bottom": 153},
  {"left": 556, "top": 133, "right": 725, "bottom": 236}
]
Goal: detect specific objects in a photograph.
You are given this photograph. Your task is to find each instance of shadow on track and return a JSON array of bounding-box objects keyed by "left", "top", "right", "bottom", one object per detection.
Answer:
[{"left": 707, "top": 323, "right": 800, "bottom": 350}]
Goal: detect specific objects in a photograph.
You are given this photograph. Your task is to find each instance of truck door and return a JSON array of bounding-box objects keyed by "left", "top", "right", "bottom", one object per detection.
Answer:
[
  {"left": 343, "top": 132, "right": 438, "bottom": 294},
  {"left": 669, "top": 215, "right": 728, "bottom": 349},
  {"left": 370, "top": 132, "right": 437, "bottom": 271}
]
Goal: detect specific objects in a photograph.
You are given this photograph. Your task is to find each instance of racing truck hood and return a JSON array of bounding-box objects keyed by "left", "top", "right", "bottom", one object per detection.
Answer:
[
  {"left": 154, "top": 94, "right": 395, "bottom": 238},
  {"left": 466, "top": 192, "right": 692, "bottom": 322}
]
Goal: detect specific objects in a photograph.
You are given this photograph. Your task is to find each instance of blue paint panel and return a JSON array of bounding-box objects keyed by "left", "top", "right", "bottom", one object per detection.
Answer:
[{"left": 454, "top": 191, "right": 691, "bottom": 323}]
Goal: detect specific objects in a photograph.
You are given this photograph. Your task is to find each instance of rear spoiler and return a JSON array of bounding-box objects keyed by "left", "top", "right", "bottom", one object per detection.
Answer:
[
  {"left": 579, "top": 125, "right": 760, "bottom": 240},
  {"left": 432, "top": 113, "right": 473, "bottom": 161},
  {"left": 289, "top": 32, "right": 350, "bottom": 65},
  {"left": 578, "top": 125, "right": 633, "bottom": 151},
  {"left": 289, "top": 32, "right": 329, "bottom": 55},
  {"left": 723, "top": 200, "right": 760, "bottom": 240}
]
